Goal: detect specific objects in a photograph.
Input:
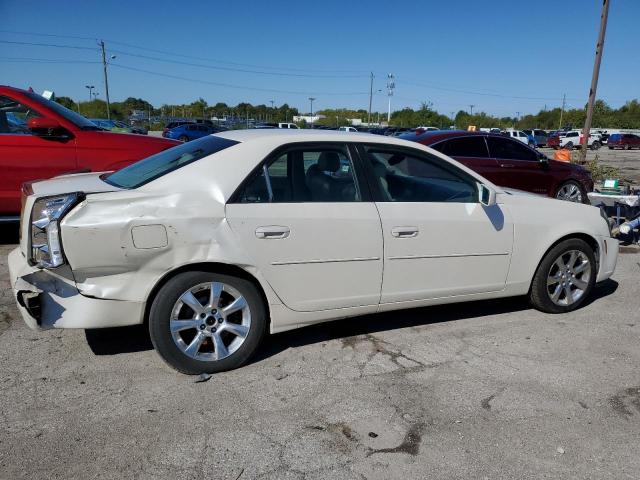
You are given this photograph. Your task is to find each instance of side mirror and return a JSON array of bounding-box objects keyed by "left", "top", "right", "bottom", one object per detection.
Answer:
[
  {"left": 28, "top": 117, "right": 67, "bottom": 137},
  {"left": 478, "top": 183, "right": 497, "bottom": 207}
]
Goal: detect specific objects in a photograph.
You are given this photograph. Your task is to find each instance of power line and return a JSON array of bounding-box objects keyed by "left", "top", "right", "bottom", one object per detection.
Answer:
[
  {"left": 109, "top": 63, "right": 370, "bottom": 96},
  {"left": 0, "top": 56, "right": 100, "bottom": 64},
  {"left": 0, "top": 39, "right": 97, "bottom": 51},
  {"left": 0, "top": 30, "right": 368, "bottom": 75},
  {"left": 108, "top": 48, "right": 368, "bottom": 78}
]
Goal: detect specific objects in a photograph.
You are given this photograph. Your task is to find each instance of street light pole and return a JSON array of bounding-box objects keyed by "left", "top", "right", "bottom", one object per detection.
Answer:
[
  {"left": 386, "top": 73, "right": 395, "bottom": 124},
  {"left": 579, "top": 0, "right": 610, "bottom": 164},
  {"left": 469, "top": 104, "right": 475, "bottom": 116},
  {"left": 85, "top": 85, "right": 94, "bottom": 102},
  {"left": 309, "top": 97, "right": 316, "bottom": 129}
]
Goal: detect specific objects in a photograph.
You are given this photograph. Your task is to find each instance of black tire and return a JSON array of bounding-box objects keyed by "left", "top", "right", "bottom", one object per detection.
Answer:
[
  {"left": 149, "top": 271, "right": 267, "bottom": 374},
  {"left": 565, "top": 141, "right": 574, "bottom": 150},
  {"left": 555, "top": 180, "right": 587, "bottom": 204},
  {"left": 608, "top": 146, "right": 614, "bottom": 150},
  {"left": 529, "top": 238, "right": 596, "bottom": 314},
  {"left": 591, "top": 141, "right": 601, "bottom": 150},
  {"left": 178, "top": 135, "right": 189, "bottom": 142}
]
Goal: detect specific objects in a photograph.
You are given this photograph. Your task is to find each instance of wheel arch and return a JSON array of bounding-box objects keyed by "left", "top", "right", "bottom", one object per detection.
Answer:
[
  {"left": 529, "top": 232, "right": 600, "bottom": 292},
  {"left": 142, "top": 262, "right": 271, "bottom": 328}
]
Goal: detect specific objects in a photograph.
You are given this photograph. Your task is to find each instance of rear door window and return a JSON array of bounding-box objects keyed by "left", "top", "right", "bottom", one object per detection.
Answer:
[{"left": 437, "top": 136, "right": 489, "bottom": 158}]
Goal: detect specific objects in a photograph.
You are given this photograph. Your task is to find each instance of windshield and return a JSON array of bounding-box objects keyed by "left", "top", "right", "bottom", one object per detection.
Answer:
[
  {"left": 104, "top": 135, "right": 239, "bottom": 189},
  {"left": 23, "top": 91, "right": 98, "bottom": 129}
]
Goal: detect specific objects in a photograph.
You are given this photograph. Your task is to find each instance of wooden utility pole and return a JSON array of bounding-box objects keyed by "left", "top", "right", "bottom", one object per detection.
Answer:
[
  {"left": 100, "top": 41, "right": 111, "bottom": 120},
  {"left": 579, "top": 0, "right": 610, "bottom": 164},
  {"left": 368, "top": 72, "right": 373, "bottom": 126}
]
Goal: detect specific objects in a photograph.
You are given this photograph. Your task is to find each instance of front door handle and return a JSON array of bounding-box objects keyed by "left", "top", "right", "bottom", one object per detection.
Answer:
[
  {"left": 499, "top": 163, "right": 515, "bottom": 168},
  {"left": 255, "top": 226, "right": 290, "bottom": 239},
  {"left": 391, "top": 226, "right": 419, "bottom": 238}
]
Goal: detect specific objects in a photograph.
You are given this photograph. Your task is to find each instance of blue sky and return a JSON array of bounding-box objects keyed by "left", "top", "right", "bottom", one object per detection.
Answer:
[{"left": 1, "top": 0, "right": 638, "bottom": 117}]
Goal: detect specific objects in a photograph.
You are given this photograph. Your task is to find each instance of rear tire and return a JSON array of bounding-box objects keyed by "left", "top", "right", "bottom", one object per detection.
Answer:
[
  {"left": 608, "top": 146, "right": 614, "bottom": 150},
  {"left": 149, "top": 271, "right": 267, "bottom": 374},
  {"left": 529, "top": 238, "right": 596, "bottom": 314},
  {"left": 565, "top": 141, "right": 574, "bottom": 150},
  {"left": 591, "top": 141, "right": 601, "bottom": 150},
  {"left": 178, "top": 135, "right": 189, "bottom": 142}
]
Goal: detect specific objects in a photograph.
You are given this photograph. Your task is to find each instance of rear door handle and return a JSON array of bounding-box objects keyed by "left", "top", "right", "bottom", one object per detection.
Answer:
[
  {"left": 255, "top": 226, "right": 290, "bottom": 239},
  {"left": 391, "top": 226, "right": 419, "bottom": 238}
]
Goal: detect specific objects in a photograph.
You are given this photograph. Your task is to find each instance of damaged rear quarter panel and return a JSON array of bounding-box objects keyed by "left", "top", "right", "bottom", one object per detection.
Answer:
[{"left": 60, "top": 181, "right": 280, "bottom": 307}]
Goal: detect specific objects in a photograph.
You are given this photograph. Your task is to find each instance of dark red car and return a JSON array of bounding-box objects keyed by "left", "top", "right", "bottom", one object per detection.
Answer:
[
  {"left": 607, "top": 133, "right": 640, "bottom": 150},
  {"left": 0, "top": 86, "right": 179, "bottom": 219},
  {"left": 401, "top": 130, "right": 593, "bottom": 203}
]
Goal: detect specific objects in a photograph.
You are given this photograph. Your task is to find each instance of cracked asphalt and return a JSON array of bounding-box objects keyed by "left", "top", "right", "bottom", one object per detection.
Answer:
[{"left": 1, "top": 232, "right": 640, "bottom": 480}]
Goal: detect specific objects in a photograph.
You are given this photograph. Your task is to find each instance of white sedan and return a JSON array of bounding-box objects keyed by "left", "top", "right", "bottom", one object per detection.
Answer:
[{"left": 9, "top": 130, "right": 618, "bottom": 374}]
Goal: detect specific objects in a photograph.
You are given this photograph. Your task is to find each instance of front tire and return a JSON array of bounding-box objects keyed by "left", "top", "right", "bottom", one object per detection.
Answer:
[
  {"left": 149, "top": 271, "right": 267, "bottom": 374},
  {"left": 178, "top": 135, "right": 189, "bottom": 142},
  {"left": 591, "top": 141, "right": 601, "bottom": 150},
  {"left": 529, "top": 238, "right": 596, "bottom": 313},
  {"left": 565, "top": 141, "right": 574, "bottom": 150}
]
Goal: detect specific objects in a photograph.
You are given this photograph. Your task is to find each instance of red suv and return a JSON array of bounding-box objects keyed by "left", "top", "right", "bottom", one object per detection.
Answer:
[
  {"left": 402, "top": 130, "right": 594, "bottom": 203},
  {"left": 0, "top": 86, "right": 179, "bottom": 219},
  {"left": 607, "top": 133, "right": 640, "bottom": 150}
]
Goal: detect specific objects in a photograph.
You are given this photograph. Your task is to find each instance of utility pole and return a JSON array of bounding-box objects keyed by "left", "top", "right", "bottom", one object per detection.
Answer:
[
  {"left": 559, "top": 93, "right": 566, "bottom": 129},
  {"left": 580, "top": 0, "right": 610, "bottom": 164},
  {"left": 386, "top": 73, "right": 395, "bottom": 124},
  {"left": 469, "top": 104, "right": 475, "bottom": 116},
  {"left": 99, "top": 41, "right": 112, "bottom": 120},
  {"left": 515, "top": 111, "right": 520, "bottom": 127},
  {"left": 309, "top": 97, "right": 316, "bottom": 129},
  {"left": 368, "top": 72, "right": 373, "bottom": 126}
]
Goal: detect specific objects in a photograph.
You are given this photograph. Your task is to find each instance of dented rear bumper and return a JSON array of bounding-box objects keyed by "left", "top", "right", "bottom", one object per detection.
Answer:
[{"left": 8, "top": 247, "right": 145, "bottom": 330}]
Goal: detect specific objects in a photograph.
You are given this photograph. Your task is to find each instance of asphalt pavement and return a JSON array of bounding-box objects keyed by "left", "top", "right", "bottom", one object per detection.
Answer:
[{"left": 1, "top": 237, "right": 639, "bottom": 479}]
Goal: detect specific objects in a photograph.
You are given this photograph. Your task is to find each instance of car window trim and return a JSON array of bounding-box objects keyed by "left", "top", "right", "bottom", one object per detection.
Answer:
[
  {"left": 354, "top": 143, "right": 479, "bottom": 203},
  {"left": 227, "top": 141, "right": 373, "bottom": 204}
]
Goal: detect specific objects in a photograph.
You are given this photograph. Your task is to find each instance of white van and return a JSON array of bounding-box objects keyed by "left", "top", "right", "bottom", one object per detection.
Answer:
[{"left": 278, "top": 123, "right": 299, "bottom": 129}]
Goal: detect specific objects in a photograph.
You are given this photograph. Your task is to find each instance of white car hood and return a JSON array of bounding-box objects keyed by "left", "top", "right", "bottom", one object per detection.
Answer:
[{"left": 30, "top": 172, "right": 122, "bottom": 197}]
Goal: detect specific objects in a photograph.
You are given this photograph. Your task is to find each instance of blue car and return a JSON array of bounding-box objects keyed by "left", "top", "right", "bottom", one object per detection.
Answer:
[{"left": 166, "top": 123, "right": 226, "bottom": 142}]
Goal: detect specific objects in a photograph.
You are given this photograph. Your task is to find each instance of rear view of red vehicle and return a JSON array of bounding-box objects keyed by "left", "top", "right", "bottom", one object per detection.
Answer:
[
  {"left": 607, "top": 133, "right": 640, "bottom": 149},
  {"left": 0, "top": 86, "right": 179, "bottom": 219}
]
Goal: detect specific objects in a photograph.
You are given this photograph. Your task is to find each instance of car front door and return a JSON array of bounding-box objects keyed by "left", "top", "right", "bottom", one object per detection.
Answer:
[
  {"left": 487, "top": 136, "right": 552, "bottom": 195},
  {"left": 0, "top": 94, "right": 77, "bottom": 216},
  {"left": 357, "top": 144, "right": 513, "bottom": 306},
  {"left": 226, "top": 142, "right": 383, "bottom": 312}
]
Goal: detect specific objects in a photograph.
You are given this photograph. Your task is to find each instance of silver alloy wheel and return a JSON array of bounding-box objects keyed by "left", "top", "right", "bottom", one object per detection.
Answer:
[
  {"left": 546, "top": 250, "right": 591, "bottom": 306},
  {"left": 170, "top": 282, "right": 251, "bottom": 361},
  {"left": 556, "top": 183, "right": 583, "bottom": 203}
]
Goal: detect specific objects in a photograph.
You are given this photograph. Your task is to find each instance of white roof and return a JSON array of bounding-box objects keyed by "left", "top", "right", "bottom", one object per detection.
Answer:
[{"left": 215, "top": 128, "right": 411, "bottom": 146}]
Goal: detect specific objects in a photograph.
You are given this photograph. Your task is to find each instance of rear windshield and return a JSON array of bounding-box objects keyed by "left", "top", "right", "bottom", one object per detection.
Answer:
[{"left": 103, "top": 135, "right": 238, "bottom": 189}]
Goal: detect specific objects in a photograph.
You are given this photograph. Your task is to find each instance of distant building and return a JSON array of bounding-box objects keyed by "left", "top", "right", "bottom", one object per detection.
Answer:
[{"left": 292, "top": 115, "right": 325, "bottom": 123}]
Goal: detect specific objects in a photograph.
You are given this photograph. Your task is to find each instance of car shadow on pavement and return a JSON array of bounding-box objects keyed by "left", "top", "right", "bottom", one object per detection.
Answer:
[
  {"left": 83, "top": 279, "right": 618, "bottom": 360},
  {"left": 253, "top": 279, "right": 619, "bottom": 363}
]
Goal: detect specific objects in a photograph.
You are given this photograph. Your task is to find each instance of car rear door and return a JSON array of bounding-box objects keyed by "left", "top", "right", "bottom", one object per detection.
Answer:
[
  {"left": 486, "top": 136, "right": 552, "bottom": 195},
  {"left": 0, "top": 94, "right": 77, "bottom": 216},
  {"left": 226, "top": 142, "right": 383, "bottom": 313},
  {"left": 431, "top": 135, "right": 502, "bottom": 186},
  {"left": 357, "top": 143, "right": 513, "bottom": 306}
]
